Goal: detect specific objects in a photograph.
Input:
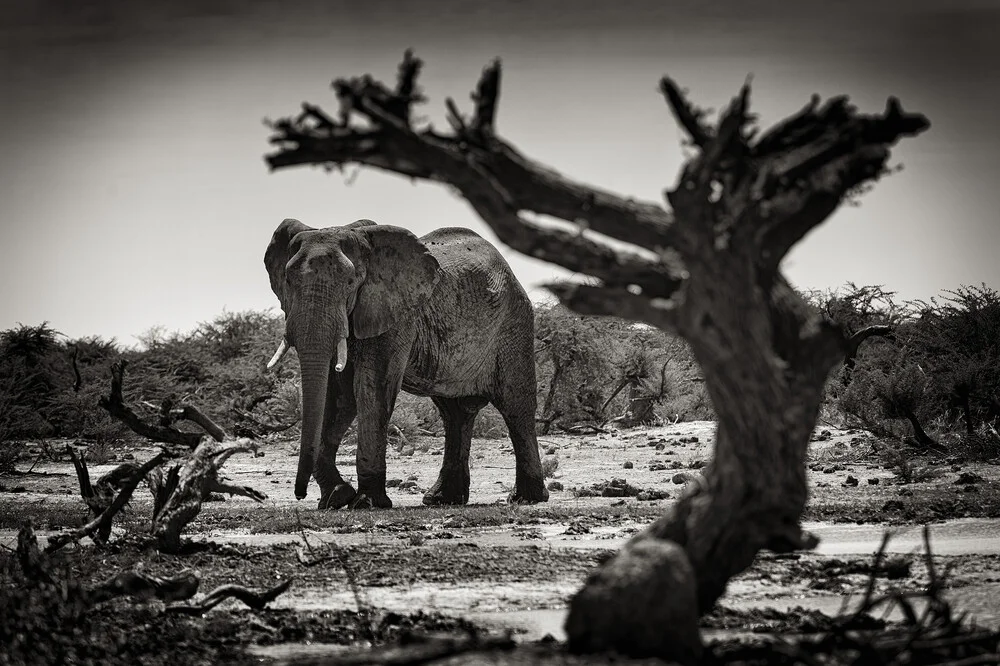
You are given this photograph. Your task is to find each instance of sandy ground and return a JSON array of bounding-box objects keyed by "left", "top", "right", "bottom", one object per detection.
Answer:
[{"left": 4, "top": 421, "right": 1000, "bottom": 662}]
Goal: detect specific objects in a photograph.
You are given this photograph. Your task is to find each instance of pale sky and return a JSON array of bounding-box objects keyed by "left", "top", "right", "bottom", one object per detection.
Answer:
[{"left": 1, "top": 0, "right": 998, "bottom": 345}]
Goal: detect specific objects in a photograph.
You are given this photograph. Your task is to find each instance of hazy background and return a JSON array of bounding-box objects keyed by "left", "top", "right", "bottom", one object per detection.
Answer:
[{"left": 1, "top": 0, "right": 997, "bottom": 345}]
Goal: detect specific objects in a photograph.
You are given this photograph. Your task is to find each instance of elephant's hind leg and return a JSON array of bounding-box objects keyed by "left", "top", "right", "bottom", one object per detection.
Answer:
[
  {"left": 492, "top": 374, "right": 549, "bottom": 505},
  {"left": 423, "top": 396, "right": 488, "bottom": 505}
]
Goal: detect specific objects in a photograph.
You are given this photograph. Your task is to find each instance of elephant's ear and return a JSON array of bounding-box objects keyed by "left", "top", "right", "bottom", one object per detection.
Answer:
[
  {"left": 264, "top": 218, "right": 312, "bottom": 308},
  {"left": 351, "top": 225, "right": 441, "bottom": 339}
]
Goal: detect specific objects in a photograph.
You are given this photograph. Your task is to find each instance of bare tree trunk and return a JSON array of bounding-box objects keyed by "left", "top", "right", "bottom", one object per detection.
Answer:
[
  {"left": 842, "top": 324, "right": 894, "bottom": 384},
  {"left": 263, "top": 52, "right": 929, "bottom": 662}
]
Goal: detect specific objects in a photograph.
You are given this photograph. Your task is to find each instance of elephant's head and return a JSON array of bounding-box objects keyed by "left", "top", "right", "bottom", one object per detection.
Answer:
[{"left": 264, "top": 218, "right": 440, "bottom": 500}]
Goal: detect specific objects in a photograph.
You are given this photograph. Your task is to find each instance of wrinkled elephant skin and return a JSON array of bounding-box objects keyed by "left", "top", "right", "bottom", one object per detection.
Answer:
[{"left": 264, "top": 218, "right": 549, "bottom": 510}]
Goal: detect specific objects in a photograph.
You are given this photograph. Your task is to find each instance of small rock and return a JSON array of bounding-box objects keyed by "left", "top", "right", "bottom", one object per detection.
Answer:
[
  {"left": 649, "top": 462, "right": 668, "bottom": 472},
  {"left": 688, "top": 460, "right": 705, "bottom": 470},
  {"left": 264, "top": 470, "right": 273, "bottom": 476},
  {"left": 386, "top": 478, "right": 403, "bottom": 488},
  {"left": 655, "top": 443, "right": 666, "bottom": 451},
  {"left": 636, "top": 489, "right": 669, "bottom": 502},
  {"left": 897, "top": 488, "right": 913, "bottom": 496},
  {"left": 670, "top": 461, "right": 684, "bottom": 469},
  {"left": 867, "top": 478, "right": 879, "bottom": 485},
  {"left": 407, "top": 474, "right": 419, "bottom": 481},
  {"left": 955, "top": 472, "right": 984, "bottom": 485},
  {"left": 882, "top": 499, "right": 905, "bottom": 512},
  {"left": 883, "top": 556, "right": 911, "bottom": 580},
  {"left": 843, "top": 475, "right": 859, "bottom": 487},
  {"left": 547, "top": 481, "right": 564, "bottom": 491},
  {"left": 400, "top": 445, "right": 415, "bottom": 457},
  {"left": 399, "top": 480, "right": 419, "bottom": 490},
  {"left": 623, "top": 461, "right": 634, "bottom": 469},
  {"left": 672, "top": 472, "right": 695, "bottom": 485},
  {"left": 545, "top": 446, "right": 558, "bottom": 455}
]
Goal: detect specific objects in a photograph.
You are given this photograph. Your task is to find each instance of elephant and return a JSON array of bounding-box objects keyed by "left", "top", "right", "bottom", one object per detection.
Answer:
[{"left": 264, "top": 217, "right": 550, "bottom": 510}]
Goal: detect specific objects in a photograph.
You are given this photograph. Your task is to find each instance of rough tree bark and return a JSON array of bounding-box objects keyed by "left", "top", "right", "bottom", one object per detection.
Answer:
[{"left": 263, "top": 51, "right": 929, "bottom": 662}]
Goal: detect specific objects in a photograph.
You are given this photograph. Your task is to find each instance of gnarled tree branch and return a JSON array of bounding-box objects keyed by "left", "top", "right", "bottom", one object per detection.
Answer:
[{"left": 263, "top": 51, "right": 929, "bottom": 663}]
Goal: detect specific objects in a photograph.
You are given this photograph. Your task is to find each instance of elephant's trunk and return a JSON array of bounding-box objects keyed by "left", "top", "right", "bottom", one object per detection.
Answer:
[
  {"left": 290, "top": 303, "right": 351, "bottom": 500},
  {"left": 295, "top": 348, "right": 331, "bottom": 499}
]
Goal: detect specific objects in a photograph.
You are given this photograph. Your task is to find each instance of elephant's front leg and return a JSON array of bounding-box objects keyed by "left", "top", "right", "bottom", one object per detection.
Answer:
[
  {"left": 351, "top": 336, "right": 409, "bottom": 509},
  {"left": 315, "top": 363, "right": 358, "bottom": 510}
]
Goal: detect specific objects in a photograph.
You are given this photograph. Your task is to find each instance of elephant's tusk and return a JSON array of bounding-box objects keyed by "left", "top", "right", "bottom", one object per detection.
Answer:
[
  {"left": 334, "top": 337, "right": 348, "bottom": 372},
  {"left": 266, "top": 338, "right": 290, "bottom": 370}
]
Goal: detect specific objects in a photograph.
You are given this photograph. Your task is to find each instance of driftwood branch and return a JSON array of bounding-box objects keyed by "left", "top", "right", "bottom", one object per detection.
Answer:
[
  {"left": 88, "top": 569, "right": 201, "bottom": 605},
  {"left": 150, "top": 438, "right": 263, "bottom": 554},
  {"left": 164, "top": 579, "right": 293, "bottom": 615},
  {"left": 45, "top": 447, "right": 177, "bottom": 553},
  {"left": 264, "top": 52, "right": 929, "bottom": 663},
  {"left": 17, "top": 522, "right": 290, "bottom": 613},
  {"left": 99, "top": 360, "right": 203, "bottom": 447},
  {"left": 67, "top": 444, "right": 142, "bottom": 541}
]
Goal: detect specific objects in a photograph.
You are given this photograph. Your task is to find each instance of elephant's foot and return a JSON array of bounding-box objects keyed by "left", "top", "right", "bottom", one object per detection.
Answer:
[
  {"left": 422, "top": 471, "right": 470, "bottom": 506},
  {"left": 508, "top": 476, "right": 549, "bottom": 505},
  {"left": 424, "top": 477, "right": 469, "bottom": 506},
  {"left": 318, "top": 482, "right": 358, "bottom": 510},
  {"left": 348, "top": 489, "right": 393, "bottom": 509}
]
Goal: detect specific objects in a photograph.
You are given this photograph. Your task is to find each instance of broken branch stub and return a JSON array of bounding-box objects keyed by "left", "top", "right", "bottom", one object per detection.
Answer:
[
  {"left": 264, "top": 51, "right": 929, "bottom": 662},
  {"left": 151, "top": 437, "right": 263, "bottom": 554}
]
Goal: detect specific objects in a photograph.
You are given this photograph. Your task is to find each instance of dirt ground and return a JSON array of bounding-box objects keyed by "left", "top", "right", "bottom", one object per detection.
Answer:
[{"left": 3, "top": 422, "right": 1000, "bottom": 664}]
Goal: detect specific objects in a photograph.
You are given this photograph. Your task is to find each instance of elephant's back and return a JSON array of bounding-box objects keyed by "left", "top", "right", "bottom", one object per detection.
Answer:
[
  {"left": 404, "top": 227, "right": 533, "bottom": 396},
  {"left": 420, "top": 227, "right": 529, "bottom": 304}
]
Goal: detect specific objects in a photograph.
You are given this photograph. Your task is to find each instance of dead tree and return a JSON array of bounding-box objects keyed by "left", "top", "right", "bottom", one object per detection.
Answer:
[
  {"left": 54, "top": 359, "right": 268, "bottom": 553},
  {"left": 264, "top": 51, "right": 929, "bottom": 662}
]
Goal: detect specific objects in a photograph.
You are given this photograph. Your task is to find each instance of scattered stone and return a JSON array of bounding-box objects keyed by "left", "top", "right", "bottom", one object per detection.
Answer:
[
  {"left": 386, "top": 478, "right": 403, "bottom": 488},
  {"left": 843, "top": 475, "right": 859, "bottom": 487},
  {"left": 670, "top": 461, "right": 684, "bottom": 469},
  {"left": 649, "top": 462, "right": 668, "bottom": 472},
  {"left": 399, "top": 480, "right": 419, "bottom": 490},
  {"left": 882, "top": 499, "right": 905, "bottom": 512},
  {"left": 636, "top": 489, "right": 670, "bottom": 501},
  {"left": 655, "top": 443, "right": 666, "bottom": 451},
  {"left": 955, "top": 472, "right": 984, "bottom": 485},
  {"left": 545, "top": 446, "right": 558, "bottom": 455},
  {"left": 812, "top": 429, "right": 832, "bottom": 442},
  {"left": 400, "top": 445, "right": 415, "bottom": 457},
  {"left": 884, "top": 556, "right": 911, "bottom": 580},
  {"left": 547, "top": 480, "right": 564, "bottom": 491},
  {"left": 867, "top": 478, "right": 879, "bottom": 485},
  {"left": 407, "top": 473, "right": 419, "bottom": 481},
  {"left": 672, "top": 472, "right": 696, "bottom": 485},
  {"left": 897, "top": 488, "right": 913, "bottom": 496},
  {"left": 688, "top": 460, "right": 705, "bottom": 470},
  {"left": 623, "top": 461, "right": 634, "bottom": 469}
]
